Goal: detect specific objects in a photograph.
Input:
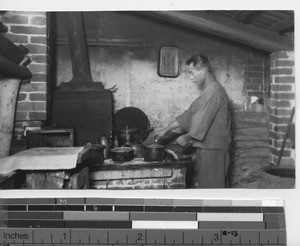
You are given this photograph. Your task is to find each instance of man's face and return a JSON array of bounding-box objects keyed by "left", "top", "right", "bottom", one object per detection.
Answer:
[{"left": 188, "top": 63, "right": 206, "bottom": 87}]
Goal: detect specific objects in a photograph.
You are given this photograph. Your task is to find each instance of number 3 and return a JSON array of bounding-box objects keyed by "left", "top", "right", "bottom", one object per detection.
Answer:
[{"left": 214, "top": 233, "right": 219, "bottom": 241}]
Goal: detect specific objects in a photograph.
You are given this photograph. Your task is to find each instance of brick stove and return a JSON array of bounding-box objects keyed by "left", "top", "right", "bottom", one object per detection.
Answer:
[{"left": 89, "top": 158, "right": 192, "bottom": 189}]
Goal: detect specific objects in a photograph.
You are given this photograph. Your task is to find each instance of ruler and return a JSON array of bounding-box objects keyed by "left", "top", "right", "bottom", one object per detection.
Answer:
[{"left": 0, "top": 198, "right": 286, "bottom": 245}]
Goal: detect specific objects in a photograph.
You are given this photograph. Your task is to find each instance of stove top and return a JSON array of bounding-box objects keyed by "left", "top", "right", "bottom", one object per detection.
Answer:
[
  {"left": 89, "top": 157, "right": 192, "bottom": 172},
  {"left": 104, "top": 158, "right": 164, "bottom": 166}
]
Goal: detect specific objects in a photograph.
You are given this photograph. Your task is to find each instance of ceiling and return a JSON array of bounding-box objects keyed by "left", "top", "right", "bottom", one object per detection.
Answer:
[
  {"left": 143, "top": 10, "right": 294, "bottom": 53},
  {"left": 0, "top": 10, "right": 294, "bottom": 53},
  {"left": 207, "top": 10, "right": 294, "bottom": 35}
]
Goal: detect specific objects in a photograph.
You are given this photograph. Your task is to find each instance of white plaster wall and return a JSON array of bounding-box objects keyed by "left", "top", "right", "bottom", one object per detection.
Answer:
[{"left": 56, "top": 45, "right": 246, "bottom": 130}]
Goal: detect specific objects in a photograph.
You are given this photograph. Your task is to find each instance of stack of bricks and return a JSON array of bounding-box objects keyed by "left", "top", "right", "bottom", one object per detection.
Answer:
[
  {"left": 269, "top": 51, "right": 295, "bottom": 166},
  {"left": 1, "top": 11, "right": 49, "bottom": 136},
  {"left": 229, "top": 51, "right": 270, "bottom": 188}
]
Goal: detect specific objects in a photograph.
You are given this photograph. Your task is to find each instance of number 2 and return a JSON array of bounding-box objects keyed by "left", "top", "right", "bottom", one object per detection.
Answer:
[{"left": 137, "top": 233, "right": 143, "bottom": 241}]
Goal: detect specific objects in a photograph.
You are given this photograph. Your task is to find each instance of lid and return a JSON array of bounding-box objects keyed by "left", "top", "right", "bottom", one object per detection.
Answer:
[
  {"left": 111, "top": 147, "right": 134, "bottom": 153},
  {"left": 86, "top": 143, "right": 105, "bottom": 149},
  {"left": 144, "top": 143, "right": 165, "bottom": 149},
  {"left": 114, "top": 107, "right": 150, "bottom": 143}
]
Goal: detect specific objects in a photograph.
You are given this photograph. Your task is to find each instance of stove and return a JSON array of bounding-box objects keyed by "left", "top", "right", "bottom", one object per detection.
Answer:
[{"left": 89, "top": 158, "right": 192, "bottom": 189}]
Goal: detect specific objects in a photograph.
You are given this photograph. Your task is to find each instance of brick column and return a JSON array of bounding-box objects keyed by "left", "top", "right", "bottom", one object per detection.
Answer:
[
  {"left": 269, "top": 51, "right": 295, "bottom": 166},
  {"left": 1, "top": 11, "right": 49, "bottom": 135}
]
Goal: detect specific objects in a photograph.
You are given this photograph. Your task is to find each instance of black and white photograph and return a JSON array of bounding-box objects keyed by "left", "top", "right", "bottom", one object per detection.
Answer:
[
  {"left": 0, "top": 1, "right": 299, "bottom": 245},
  {"left": 0, "top": 9, "right": 295, "bottom": 189}
]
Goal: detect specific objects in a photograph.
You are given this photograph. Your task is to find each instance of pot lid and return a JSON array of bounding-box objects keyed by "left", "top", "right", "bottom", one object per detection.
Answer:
[
  {"left": 111, "top": 147, "right": 134, "bottom": 152},
  {"left": 114, "top": 107, "right": 150, "bottom": 143},
  {"left": 144, "top": 143, "right": 165, "bottom": 149}
]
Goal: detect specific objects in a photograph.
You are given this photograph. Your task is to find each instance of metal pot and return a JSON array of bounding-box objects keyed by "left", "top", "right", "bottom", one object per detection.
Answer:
[
  {"left": 143, "top": 143, "right": 165, "bottom": 162},
  {"left": 84, "top": 143, "right": 105, "bottom": 166},
  {"left": 117, "top": 128, "right": 138, "bottom": 147},
  {"left": 111, "top": 146, "right": 134, "bottom": 163}
]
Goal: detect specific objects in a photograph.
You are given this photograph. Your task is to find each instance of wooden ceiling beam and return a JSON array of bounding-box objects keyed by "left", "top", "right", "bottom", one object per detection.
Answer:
[
  {"left": 234, "top": 11, "right": 258, "bottom": 24},
  {"left": 143, "top": 11, "right": 293, "bottom": 52},
  {"left": 269, "top": 16, "right": 294, "bottom": 34}
]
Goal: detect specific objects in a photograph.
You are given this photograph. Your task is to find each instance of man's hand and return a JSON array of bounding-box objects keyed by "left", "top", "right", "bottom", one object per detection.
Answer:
[
  {"left": 176, "top": 134, "right": 192, "bottom": 146},
  {"left": 153, "top": 129, "right": 167, "bottom": 142},
  {"left": 153, "top": 121, "right": 180, "bottom": 142}
]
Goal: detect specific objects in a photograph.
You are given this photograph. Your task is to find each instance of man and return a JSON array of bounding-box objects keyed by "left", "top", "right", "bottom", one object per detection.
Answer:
[{"left": 154, "top": 54, "right": 231, "bottom": 188}]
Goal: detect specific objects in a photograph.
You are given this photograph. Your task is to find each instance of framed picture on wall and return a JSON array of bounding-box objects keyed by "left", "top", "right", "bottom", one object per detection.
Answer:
[{"left": 158, "top": 46, "right": 179, "bottom": 77}]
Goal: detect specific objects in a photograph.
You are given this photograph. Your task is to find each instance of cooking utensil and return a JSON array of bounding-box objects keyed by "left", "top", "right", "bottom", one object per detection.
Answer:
[
  {"left": 114, "top": 107, "right": 151, "bottom": 144},
  {"left": 131, "top": 143, "right": 144, "bottom": 158},
  {"left": 143, "top": 142, "right": 165, "bottom": 162},
  {"left": 84, "top": 143, "right": 105, "bottom": 166},
  {"left": 110, "top": 146, "right": 134, "bottom": 163},
  {"left": 98, "top": 136, "right": 109, "bottom": 159},
  {"left": 117, "top": 127, "right": 138, "bottom": 147}
]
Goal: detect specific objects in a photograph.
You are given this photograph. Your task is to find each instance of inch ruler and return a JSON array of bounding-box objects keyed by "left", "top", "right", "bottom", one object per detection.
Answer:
[{"left": 0, "top": 198, "right": 286, "bottom": 245}]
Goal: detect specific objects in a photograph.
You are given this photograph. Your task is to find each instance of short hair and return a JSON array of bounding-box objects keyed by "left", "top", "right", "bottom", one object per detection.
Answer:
[{"left": 186, "top": 54, "right": 214, "bottom": 75}]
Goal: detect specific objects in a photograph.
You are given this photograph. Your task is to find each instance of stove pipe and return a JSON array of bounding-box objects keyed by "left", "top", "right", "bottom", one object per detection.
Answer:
[{"left": 64, "top": 12, "right": 93, "bottom": 84}]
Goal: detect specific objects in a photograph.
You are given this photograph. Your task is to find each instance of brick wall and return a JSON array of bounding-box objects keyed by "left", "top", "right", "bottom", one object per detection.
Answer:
[
  {"left": 269, "top": 51, "right": 295, "bottom": 166},
  {"left": 1, "top": 11, "right": 49, "bottom": 136}
]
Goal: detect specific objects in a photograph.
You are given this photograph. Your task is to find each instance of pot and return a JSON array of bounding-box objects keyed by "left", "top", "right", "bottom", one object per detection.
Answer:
[
  {"left": 143, "top": 143, "right": 165, "bottom": 162},
  {"left": 111, "top": 146, "right": 134, "bottom": 163},
  {"left": 117, "top": 128, "right": 138, "bottom": 147},
  {"left": 84, "top": 143, "right": 105, "bottom": 166}
]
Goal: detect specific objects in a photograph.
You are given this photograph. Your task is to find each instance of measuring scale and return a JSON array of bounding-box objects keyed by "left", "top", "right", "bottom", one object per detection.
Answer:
[{"left": 0, "top": 198, "right": 286, "bottom": 245}]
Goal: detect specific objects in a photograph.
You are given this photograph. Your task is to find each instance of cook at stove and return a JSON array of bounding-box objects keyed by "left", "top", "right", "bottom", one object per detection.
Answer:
[{"left": 154, "top": 53, "right": 231, "bottom": 188}]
